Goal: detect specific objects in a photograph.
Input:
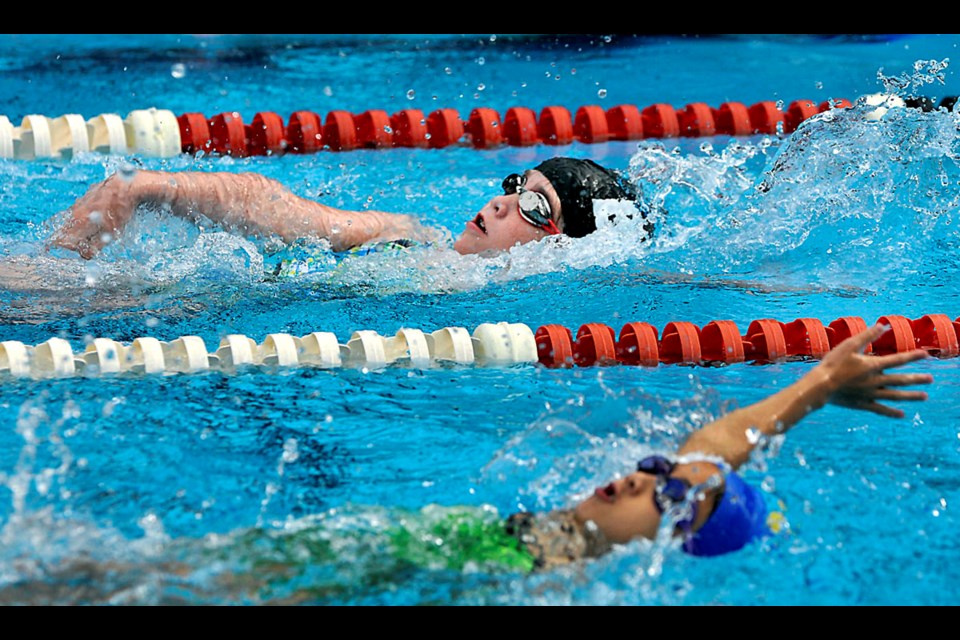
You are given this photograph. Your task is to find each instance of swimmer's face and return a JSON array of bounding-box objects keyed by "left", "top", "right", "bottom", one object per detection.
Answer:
[
  {"left": 453, "top": 169, "right": 563, "bottom": 255},
  {"left": 572, "top": 470, "right": 663, "bottom": 544}
]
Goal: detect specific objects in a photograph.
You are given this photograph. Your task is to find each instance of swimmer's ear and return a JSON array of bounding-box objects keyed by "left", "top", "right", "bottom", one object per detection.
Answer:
[{"left": 504, "top": 511, "right": 535, "bottom": 536}]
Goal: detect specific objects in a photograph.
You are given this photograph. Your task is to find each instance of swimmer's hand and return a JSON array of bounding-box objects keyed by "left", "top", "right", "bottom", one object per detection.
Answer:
[
  {"left": 818, "top": 323, "right": 932, "bottom": 418},
  {"left": 48, "top": 173, "right": 141, "bottom": 259}
]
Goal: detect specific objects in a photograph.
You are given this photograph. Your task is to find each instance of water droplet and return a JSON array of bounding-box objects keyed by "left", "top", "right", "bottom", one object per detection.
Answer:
[
  {"left": 323, "top": 85, "right": 333, "bottom": 97},
  {"left": 477, "top": 83, "right": 485, "bottom": 91},
  {"left": 119, "top": 162, "right": 137, "bottom": 181},
  {"left": 746, "top": 427, "right": 761, "bottom": 444},
  {"left": 603, "top": 35, "right": 612, "bottom": 43},
  {"left": 444, "top": 66, "right": 452, "bottom": 74},
  {"left": 489, "top": 34, "right": 496, "bottom": 42},
  {"left": 170, "top": 63, "right": 186, "bottom": 79},
  {"left": 406, "top": 89, "right": 415, "bottom": 100},
  {"left": 476, "top": 56, "right": 485, "bottom": 66},
  {"left": 597, "top": 88, "right": 607, "bottom": 99}
]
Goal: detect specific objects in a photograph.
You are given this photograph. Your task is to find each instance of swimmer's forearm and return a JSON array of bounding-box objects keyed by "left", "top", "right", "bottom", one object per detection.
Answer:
[
  {"left": 678, "top": 367, "right": 833, "bottom": 469},
  {"left": 136, "top": 171, "right": 427, "bottom": 251}
]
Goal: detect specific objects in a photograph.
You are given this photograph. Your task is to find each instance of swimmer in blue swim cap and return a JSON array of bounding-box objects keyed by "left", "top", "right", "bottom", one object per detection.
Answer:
[
  {"left": 48, "top": 157, "right": 650, "bottom": 260},
  {"left": 505, "top": 324, "right": 931, "bottom": 568}
]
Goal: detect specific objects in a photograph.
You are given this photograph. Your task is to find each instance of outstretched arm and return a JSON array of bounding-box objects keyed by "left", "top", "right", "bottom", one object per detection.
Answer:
[
  {"left": 677, "top": 323, "right": 932, "bottom": 471},
  {"left": 49, "top": 170, "right": 437, "bottom": 258}
]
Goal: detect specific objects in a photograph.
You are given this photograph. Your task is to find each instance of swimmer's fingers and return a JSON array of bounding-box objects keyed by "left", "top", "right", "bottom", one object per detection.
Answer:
[
  {"left": 868, "top": 372, "right": 934, "bottom": 389},
  {"left": 870, "top": 388, "right": 929, "bottom": 402},
  {"left": 869, "top": 348, "right": 932, "bottom": 372},
  {"left": 830, "top": 396, "right": 913, "bottom": 418}
]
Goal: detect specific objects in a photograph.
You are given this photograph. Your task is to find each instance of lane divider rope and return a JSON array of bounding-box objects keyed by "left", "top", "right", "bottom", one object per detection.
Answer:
[
  {"left": 1, "top": 93, "right": 929, "bottom": 161},
  {"left": 1, "top": 313, "right": 955, "bottom": 380}
]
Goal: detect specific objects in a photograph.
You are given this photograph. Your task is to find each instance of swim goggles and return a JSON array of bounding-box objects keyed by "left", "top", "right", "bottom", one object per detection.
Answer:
[
  {"left": 501, "top": 173, "right": 562, "bottom": 235},
  {"left": 636, "top": 455, "right": 698, "bottom": 533}
]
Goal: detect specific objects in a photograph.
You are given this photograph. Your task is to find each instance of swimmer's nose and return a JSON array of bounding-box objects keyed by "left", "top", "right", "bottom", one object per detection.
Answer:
[
  {"left": 623, "top": 473, "right": 650, "bottom": 496},
  {"left": 491, "top": 194, "right": 512, "bottom": 219}
]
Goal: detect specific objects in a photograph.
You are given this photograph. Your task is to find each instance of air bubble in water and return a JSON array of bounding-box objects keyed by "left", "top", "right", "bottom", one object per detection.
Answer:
[
  {"left": 171, "top": 63, "right": 186, "bottom": 79},
  {"left": 281, "top": 438, "right": 299, "bottom": 464},
  {"left": 598, "top": 88, "right": 607, "bottom": 99},
  {"left": 406, "top": 89, "right": 415, "bottom": 100}
]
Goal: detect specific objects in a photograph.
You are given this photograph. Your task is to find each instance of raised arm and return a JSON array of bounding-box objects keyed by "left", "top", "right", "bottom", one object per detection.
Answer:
[
  {"left": 677, "top": 323, "right": 932, "bottom": 470},
  {"left": 49, "top": 170, "right": 436, "bottom": 258}
]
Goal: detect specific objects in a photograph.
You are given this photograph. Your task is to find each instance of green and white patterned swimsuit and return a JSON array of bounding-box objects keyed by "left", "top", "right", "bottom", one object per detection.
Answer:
[{"left": 271, "top": 238, "right": 423, "bottom": 279}]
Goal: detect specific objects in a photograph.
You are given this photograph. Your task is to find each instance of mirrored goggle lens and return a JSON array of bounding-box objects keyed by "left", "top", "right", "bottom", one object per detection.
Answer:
[
  {"left": 502, "top": 173, "right": 524, "bottom": 195},
  {"left": 517, "top": 189, "right": 552, "bottom": 227}
]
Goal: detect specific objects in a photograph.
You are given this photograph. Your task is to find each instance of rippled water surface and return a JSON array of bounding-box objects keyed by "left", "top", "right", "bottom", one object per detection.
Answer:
[{"left": 2, "top": 34, "right": 959, "bottom": 605}]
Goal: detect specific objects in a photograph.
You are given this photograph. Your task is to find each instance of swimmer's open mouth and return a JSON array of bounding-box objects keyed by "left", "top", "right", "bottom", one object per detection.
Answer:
[
  {"left": 594, "top": 482, "right": 616, "bottom": 503},
  {"left": 473, "top": 213, "right": 487, "bottom": 234}
]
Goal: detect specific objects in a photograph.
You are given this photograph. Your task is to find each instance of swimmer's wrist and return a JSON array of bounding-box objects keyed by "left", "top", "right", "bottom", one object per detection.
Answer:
[{"left": 794, "top": 366, "right": 836, "bottom": 411}]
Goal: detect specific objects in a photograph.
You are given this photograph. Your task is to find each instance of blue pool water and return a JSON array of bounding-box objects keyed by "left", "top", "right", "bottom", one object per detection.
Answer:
[{"left": 1, "top": 34, "right": 960, "bottom": 605}]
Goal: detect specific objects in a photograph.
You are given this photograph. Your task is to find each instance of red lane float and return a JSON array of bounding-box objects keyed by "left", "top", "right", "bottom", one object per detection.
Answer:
[
  {"left": 467, "top": 107, "right": 502, "bottom": 148},
  {"left": 208, "top": 111, "right": 247, "bottom": 156},
  {"left": 390, "top": 109, "right": 428, "bottom": 147},
  {"left": 323, "top": 110, "right": 357, "bottom": 151},
  {"left": 642, "top": 103, "right": 680, "bottom": 138},
  {"left": 678, "top": 102, "right": 716, "bottom": 137},
  {"left": 573, "top": 323, "right": 618, "bottom": 367},
  {"left": 700, "top": 320, "right": 745, "bottom": 364},
  {"left": 574, "top": 105, "right": 609, "bottom": 143},
  {"left": 616, "top": 322, "right": 659, "bottom": 366},
  {"left": 872, "top": 315, "right": 915, "bottom": 355},
  {"left": 748, "top": 101, "right": 784, "bottom": 134},
  {"left": 606, "top": 104, "right": 644, "bottom": 140},
  {"left": 246, "top": 111, "right": 285, "bottom": 155},
  {"left": 535, "top": 324, "right": 575, "bottom": 368},
  {"left": 427, "top": 108, "right": 463, "bottom": 148},
  {"left": 177, "top": 112, "right": 211, "bottom": 154},
  {"left": 826, "top": 316, "right": 870, "bottom": 352},
  {"left": 782, "top": 317, "right": 831, "bottom": 358},
  {"left": 286, "top": 110, "right": 323, "bottom": 153},
  {"left": 911, "top": 313, "right": 959, "bottom": 357},
  {"left": 503, "top": 107, "right": 539, "bottom": 146},
  {"left": 356, "top": 109, "right": 393, "bottom": 149},
  {"left": 659, "top": 321, "right": 701, "bottom": 364},
  {"left": 538, "top": 106, "right": 574, "bottom": 146},
  {"left": 744, "top": 319, "right": 787, "bottom": 362},
  {"left": 714, "top": 102, "right": 752, "bottom": 136}
]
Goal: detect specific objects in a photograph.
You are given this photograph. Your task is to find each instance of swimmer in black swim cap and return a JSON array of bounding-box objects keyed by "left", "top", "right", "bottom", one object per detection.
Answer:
[
  {"left": 453, "top": 157, "right": 651, "bottom": 254},
  {"left": 53, "top": 157, "right": 648, "bottom": 259}
]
